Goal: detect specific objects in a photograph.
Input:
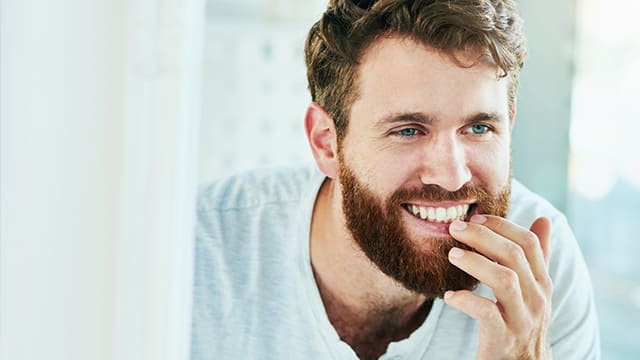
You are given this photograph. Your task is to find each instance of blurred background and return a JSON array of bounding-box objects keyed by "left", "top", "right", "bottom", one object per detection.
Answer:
[{"left": 2, "top": 0, "right": 639, "bottom": 359}]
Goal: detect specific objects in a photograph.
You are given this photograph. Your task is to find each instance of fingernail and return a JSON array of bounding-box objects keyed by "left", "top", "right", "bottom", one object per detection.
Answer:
[
  {"left": 449, "top": 247, "right": 464, "bottom": 259},
  {"left": 444, "top": 291, "right": 454, "bottom": 300},
  {"left": 470, "top": 214, "right": 487, "bottom": 224},
  {"left": 450, "top": 220, "right": 467, "bottom": 231}
]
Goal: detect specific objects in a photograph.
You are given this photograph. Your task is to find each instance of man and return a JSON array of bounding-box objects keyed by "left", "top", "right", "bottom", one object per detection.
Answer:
[{"left": 191, "top": 0, "right": 600, "bottom": 359}]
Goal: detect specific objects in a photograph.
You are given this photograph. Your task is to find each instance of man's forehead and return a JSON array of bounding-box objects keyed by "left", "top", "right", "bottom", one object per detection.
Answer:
[
  {"left": 351, "top": 36, "right": 510, "bottom": 119},
  {"left": 352, "top": 36, "right": 508, "bottom": 112}
]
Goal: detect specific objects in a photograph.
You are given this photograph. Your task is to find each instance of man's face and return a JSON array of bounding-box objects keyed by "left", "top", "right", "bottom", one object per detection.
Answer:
[{"left": 337, "top": 37, "right": 513, "bottom": 297}]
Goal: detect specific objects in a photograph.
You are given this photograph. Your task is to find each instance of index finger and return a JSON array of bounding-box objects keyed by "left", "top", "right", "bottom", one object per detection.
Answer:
[{"left": 468, "top": 214, "right": 550, "bottom": 282}]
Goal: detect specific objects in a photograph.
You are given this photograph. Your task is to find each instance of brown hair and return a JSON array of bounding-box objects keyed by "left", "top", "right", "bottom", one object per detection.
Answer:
[{"left": 304, "top": 0, "right": 527, "bottom": 141}]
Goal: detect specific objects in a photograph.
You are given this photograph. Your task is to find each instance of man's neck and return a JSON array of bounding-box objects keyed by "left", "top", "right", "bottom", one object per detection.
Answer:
[{"left": 309, "top": 178, "right": 432, "bottom": 359}]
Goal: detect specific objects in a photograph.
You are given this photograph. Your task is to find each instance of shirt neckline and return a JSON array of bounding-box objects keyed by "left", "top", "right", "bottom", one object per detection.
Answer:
[{"left": 296, "top": 166, "right": 446, "bottom": 359}]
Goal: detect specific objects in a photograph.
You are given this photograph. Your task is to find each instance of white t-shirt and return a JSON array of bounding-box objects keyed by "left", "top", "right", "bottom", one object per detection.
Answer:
[{"left": 191, "top": 165, "right": 600, "bottom": 359}]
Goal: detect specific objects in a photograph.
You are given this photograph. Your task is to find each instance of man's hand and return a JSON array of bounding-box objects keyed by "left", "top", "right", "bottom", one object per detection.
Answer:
[{"left": 445, "top": 215, "right": 553, "bottom": 360}]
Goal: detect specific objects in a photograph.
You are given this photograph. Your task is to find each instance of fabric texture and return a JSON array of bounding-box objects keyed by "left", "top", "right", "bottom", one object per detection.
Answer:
[{"left": 191, "top": 165, "right": 600, "bottom": 360}]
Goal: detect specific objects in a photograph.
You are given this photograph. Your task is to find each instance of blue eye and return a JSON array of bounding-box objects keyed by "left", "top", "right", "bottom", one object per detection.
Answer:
[
  {"left": 469, "top": 124, "right": 490, "bottom": 135},
  {"left": 397, "top": 128, "right": 418, "bottom": 137}
]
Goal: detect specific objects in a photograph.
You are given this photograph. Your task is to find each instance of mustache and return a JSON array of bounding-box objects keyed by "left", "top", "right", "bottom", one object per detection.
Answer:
[{"left": 390, "top": 183, "right": 493, "bottom": 203}]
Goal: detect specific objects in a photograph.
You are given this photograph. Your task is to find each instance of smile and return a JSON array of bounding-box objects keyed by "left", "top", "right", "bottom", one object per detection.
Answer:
[{"left": 402, "top": 203, "right": 474, "bottom": 223}]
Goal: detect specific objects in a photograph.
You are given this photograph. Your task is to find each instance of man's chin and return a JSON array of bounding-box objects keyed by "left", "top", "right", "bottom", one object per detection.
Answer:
[
  {"left": 406, "top": 234, "right": 458, "bottom": 252},
  {"left": 403, "top": 228, "right": 470, "bottom": 256},
  {"left": 411, "top": 273, "right": 480, "bottom": 299},
  {"left": 441, "top": 276, "right": 480, "bottom": 294},
  {"left": 390, "top": 240, "right": 480, "bottom": 298}
]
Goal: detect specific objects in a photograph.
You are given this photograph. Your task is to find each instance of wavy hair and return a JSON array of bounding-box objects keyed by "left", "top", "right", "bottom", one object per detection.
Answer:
[{"left": 304, "top": 0, "right": 526, "bottom": 141}]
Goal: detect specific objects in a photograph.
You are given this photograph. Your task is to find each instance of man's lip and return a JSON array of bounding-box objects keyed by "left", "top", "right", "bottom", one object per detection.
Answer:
[{"left": 400, "top": 207, "right": 457, "bottom": 235}]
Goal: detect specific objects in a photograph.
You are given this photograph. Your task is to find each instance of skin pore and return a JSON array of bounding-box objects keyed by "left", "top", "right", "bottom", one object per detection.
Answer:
[{"left": 307, "top": 36, "right": 513, "bottom": 359}]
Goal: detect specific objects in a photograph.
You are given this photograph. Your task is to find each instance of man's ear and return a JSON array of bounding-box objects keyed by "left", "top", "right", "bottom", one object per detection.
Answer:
[{"left": 305, "top": 103, "right": 339, "bottom": 179}]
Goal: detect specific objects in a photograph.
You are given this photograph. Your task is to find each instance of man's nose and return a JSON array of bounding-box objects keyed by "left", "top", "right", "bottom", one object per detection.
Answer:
[{"left": 419, "top": 135, "right": 472, "bottom": 192}]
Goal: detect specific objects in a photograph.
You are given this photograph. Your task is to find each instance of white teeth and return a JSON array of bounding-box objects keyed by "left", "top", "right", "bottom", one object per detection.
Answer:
[
  {"left": 447, "top": 207, "right": 456, "bottom": 219},
  {"left": 427, "top": 207, "right": 436, "bottom": 221},
  {"left": 407, "top": 203, "right": 472, "bottom": 223}
]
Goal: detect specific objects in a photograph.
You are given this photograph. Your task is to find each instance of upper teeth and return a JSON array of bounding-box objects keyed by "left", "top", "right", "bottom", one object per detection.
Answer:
[{"left": 408, "top": 204, "right": 470, "bottom": 223}]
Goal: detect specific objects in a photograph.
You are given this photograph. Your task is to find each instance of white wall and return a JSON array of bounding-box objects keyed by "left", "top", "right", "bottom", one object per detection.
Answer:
[
  {"left": 0, "top": 0, "right": 203, "bottom": 359},
  {"left": 199, "top": 0, "right": 325, "bottom": 183}
]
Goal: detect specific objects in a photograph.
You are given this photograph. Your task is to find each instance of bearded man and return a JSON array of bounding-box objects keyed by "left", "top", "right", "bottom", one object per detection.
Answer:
[{"left": 191, "top": 1, "right": 600, "bottom": 359}]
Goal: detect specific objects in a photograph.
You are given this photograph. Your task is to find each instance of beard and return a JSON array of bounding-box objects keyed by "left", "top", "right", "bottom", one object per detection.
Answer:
[{"left": 339, "top": 160, "right": 511, "bottom": 298}]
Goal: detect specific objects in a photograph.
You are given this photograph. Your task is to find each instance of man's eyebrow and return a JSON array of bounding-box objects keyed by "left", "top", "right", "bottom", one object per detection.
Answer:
[
  {"left": 463, "top": 112, "right": 505, "bottom": 125},
  {"left": 375, "top": 111, "right": 506, "bottom": 128},
  {"left": 374, "top": 112, "right": 434, "bottom": 127}
]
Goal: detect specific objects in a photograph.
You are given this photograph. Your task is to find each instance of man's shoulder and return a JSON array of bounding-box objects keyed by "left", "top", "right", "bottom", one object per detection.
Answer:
[
  {"left": 194, "top": 164, "right": 322, "bottom": 255},
  {"left": 197, "top": 164, "right": 322, "bottom": 212}
]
